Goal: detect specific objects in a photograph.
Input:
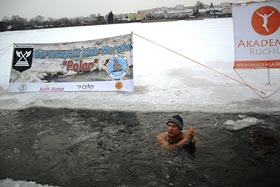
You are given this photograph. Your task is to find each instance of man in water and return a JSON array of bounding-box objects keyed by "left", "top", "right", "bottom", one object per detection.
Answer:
[{"left": 157, "top": 115, "right": 196, "bottom": 149}]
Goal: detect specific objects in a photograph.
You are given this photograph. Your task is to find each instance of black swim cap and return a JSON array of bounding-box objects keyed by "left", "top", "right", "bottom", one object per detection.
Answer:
[{"left": 167, "top": 115, "right": 184, "bottom": 129}]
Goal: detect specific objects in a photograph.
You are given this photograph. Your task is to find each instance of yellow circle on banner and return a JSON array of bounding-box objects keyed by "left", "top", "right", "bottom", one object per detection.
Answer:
[{"left": 115, "top": 81, "right": 123, "bottom": 89}]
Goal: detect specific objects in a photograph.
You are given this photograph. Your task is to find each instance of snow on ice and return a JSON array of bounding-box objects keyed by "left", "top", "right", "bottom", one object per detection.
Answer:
[
  {"left": 0, "top": 178, "right": 59, "bottom": 187},
  {"left": 0, "top": 18, "right": 280, "bottom": 111},
  {"left": 0, "top": 17, "right": 280, "bottom": 187}
]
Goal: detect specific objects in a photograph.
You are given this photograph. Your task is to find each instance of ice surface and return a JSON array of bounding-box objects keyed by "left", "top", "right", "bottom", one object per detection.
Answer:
[
  {"left": 0, "top": 178, "right": 59, "bottom": 187},
  {"left": 0, "top": 18, "right": 280, "bottom": 112},
  {"left": 224, "top": 116, "right": 261, "bottom": 131}
]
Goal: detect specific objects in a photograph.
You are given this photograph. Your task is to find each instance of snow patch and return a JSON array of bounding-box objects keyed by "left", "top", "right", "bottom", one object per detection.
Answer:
[
  {"left": 0, "top": 178, "right": 60, "bottom": 187},
  {"left": 224, "top": 116, "right": 262, "bottom": 131}
]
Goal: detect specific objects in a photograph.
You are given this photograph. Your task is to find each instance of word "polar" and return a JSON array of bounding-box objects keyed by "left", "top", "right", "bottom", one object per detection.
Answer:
[{"left": 63, "top": 59, "right": 98, "bottom": 72}]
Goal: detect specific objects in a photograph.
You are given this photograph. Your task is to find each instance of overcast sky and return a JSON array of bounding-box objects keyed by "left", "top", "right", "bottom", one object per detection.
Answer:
[{"left": 0, "top": 0, "right": 231, "bottom": 19}]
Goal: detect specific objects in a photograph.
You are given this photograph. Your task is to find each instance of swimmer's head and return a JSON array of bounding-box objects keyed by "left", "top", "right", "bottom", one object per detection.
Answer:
[{"left": 167, "top": 115, "right": 184, "bottom": 130}]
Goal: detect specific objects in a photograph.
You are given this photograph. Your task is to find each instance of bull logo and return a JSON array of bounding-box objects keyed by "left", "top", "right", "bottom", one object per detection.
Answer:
[{"left": 12, "top": 48, "right": 33, "bottom": 72}]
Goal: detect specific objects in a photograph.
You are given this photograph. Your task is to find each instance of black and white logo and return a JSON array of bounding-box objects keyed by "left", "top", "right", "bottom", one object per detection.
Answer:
[{"left": 13, "top": 48, "right": 33, "bottom": 72}]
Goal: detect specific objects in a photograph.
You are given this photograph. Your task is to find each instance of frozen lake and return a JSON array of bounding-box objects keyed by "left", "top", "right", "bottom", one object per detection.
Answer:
[{"left": 0, "top": 18, "right": 280, "bottom": 112}]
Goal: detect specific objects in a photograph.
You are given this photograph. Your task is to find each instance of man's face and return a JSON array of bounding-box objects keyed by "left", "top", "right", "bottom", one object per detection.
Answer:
[{"left": 167, "top": 122, "right": 181, "bottom": 137}]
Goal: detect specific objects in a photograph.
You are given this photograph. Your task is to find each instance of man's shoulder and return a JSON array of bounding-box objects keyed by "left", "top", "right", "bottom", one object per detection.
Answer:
[{"left": 157, "top": 132, "right": 167, "bottom": 141}]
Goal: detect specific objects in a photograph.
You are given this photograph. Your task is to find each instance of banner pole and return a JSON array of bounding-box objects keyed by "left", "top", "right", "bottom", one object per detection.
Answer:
[{"left": 267, "top": 68, "right": 271, "bottom": 85}]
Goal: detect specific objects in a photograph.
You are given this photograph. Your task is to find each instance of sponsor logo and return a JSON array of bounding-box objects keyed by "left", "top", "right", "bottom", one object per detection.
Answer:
[
  {"left": 13, "top": 48, "right": 34, "bottom": 72},
  {"left": 115, "top": 81, "right": 123, "bottom": 89},
  {"left": 18, "top": 84, "right": 27, "bottom": 91},
  {"left": 251, "top": 6, "right": 279, "bottom": 35},
  {"left": 39, "top": 85, "right": 64, "bottom": 92},
  {"left": 77, "top": 84, "right": 94, "bottom": 90},
  {"left": 106, "top": 55, "right": 128, "bottom": 80}
]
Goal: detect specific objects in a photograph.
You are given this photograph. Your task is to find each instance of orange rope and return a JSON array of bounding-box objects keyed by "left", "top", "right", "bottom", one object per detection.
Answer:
[
  {"left": 133, "top": 32, "right": 279, "bottom": 99},
  {"left": 234, "top": 69, "right": 280, "bottom": 99},
  {"left": 264, "top": 88, "right": 280, "bottom": 98},
  {"left": 234, "top": 69, "right": 266, "bottom": 98}
]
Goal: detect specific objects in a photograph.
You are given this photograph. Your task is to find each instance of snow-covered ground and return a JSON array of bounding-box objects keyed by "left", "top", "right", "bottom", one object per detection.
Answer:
[{"left": 0, "top": 18, "right": 280, "bottom": 112}]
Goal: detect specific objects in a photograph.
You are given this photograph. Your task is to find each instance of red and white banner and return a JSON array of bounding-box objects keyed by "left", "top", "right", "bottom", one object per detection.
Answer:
[
  {"left": 232, "top": 1, "right": 280, "bottom": 69},
  {"left": 9, "top": 34, "right": 133, "bottom": 92}
]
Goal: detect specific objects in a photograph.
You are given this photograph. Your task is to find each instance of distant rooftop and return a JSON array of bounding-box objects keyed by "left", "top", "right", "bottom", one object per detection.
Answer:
[{"left": 232, "top": 0, "right": 269, "bottom": 4}]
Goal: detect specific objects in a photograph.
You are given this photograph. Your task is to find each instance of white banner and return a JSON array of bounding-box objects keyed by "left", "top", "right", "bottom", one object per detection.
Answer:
[
  {"left": 232, "top": 1, "right": 280, "bottom": 69},
  {"left": 9, "top": 34, "right": 133, "bottom": 92}
]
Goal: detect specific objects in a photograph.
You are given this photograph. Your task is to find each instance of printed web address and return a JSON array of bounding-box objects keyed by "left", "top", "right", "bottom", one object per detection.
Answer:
[{"left": 234, "top": 60, "right": 280, "bottom": 69}]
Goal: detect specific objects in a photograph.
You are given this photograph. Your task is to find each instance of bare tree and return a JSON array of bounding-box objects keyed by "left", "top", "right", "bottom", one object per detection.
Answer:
[{"left": 195, "top": 1, "right": 205, "bottom": 9}]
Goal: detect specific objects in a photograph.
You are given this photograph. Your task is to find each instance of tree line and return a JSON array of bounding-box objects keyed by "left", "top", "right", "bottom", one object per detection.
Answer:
[
  {"left": 0, "top": 1, "right": 227, "bottom": 32},
  {"left": 0, "top": 12, "right": 113, "bottom": 31}
]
